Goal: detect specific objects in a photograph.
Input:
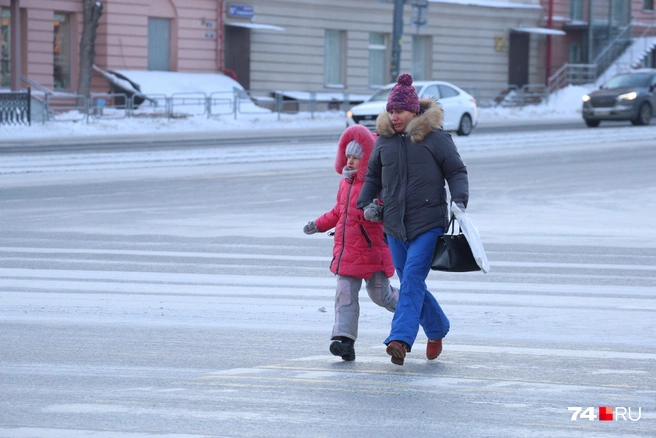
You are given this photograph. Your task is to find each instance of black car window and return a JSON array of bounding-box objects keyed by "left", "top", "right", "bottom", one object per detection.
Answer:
[
  {"left": 603, "top": 73, "right": 652, "bottom": 89},
  {"left": 370, "top": 85, "right": 421, "bottom": 102},
  {"left": 369, "top": 88, "right": 392, "bottom": 102},
  {"left": 438, "top": 84, "right": 460, "bottom": 98},
  {"left": 422, "top": 85, "right": 440, "bottom": 100}
]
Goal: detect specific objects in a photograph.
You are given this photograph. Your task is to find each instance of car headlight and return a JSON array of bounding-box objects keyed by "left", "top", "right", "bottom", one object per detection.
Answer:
[
  {"left": 582, "top": 95, "right": 590, "bottom": 102},
  {"left": 618, "top": 92, "right": 637, "bottom": 101},
  {"left": 347, "top": 110, "right": 353, "bottom": 118}
]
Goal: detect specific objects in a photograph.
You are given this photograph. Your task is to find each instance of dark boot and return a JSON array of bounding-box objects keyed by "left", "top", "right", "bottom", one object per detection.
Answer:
[{"left": 330, "top": 338, "right": 355, "bottom": 361}]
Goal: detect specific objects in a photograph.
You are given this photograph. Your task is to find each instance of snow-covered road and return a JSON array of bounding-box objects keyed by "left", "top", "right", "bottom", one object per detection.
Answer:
[
  {"left": 1, "top": 125, "right": 655, "bottom": 437},
  {"left": 1, "top": 124, "right": 654, "bottom": 175}
]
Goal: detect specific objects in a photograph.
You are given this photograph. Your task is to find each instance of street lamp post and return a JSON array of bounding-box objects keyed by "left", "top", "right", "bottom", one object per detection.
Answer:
[
  {"left": 10, "top": 0, "right": 21, "bottom": 91},
  {"left": 390, "top": 0, "right": 404, "bottom": 82}
]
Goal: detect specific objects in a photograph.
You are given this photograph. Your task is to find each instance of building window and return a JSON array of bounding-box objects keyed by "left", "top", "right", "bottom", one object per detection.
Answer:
[
  {"left": 53, "top": 13, "right": 71, "bottom": 90},
  {"left": 644, "top": 0, "right": 654, "bottom": 11},
  {"left": 368, "top": 33, "right": 387, "bottom": 87},
  {"left": 570, "top": 0, "right": 584, "bottom": 21},
  {"left": 612, "top": 0, "right": 630, "bottom": 25},
  {"left": 1, "top": 8, "right": 10, "bottom": 88},
  {"left": 412, "top": 35, "right": 431, "bottom": 81},
  {"left": 324, "top": 29, "right": 345, "bottom": 87}
]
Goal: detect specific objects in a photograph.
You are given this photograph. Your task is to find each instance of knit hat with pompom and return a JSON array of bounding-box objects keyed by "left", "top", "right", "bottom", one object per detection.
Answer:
[
  {"left": 386, "top": 73, "right": 420, "bottom": 113},
  {"left": 344, "top": 140, "right": 364, "bottom": 159}
]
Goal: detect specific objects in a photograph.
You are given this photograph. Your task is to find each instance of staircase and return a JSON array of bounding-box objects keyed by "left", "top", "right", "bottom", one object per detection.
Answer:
[
  {"left": 592, "top": 24, "right": 633, "bottom": 80},
  {"left": 20, "top": 75, "right": 84, "bottom": 122},
  {"left": 548, "top": 34, "right": 656, "bottom": 93},
  {"left": 547, "top": 63, "right": 597, "bottom": 92},
  {"left": 595, "top": 36, "right": 656, "bottom": 86}
]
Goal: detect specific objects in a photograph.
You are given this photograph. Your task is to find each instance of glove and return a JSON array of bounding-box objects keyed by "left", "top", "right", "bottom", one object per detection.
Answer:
[
  {"left": 455, "top": 202, "right": 466, "bottom": 213},
  {"left": 303, "top": 221, "right": 318, "bottom": 235},
  {"left": 364, "top": 199, "right": 383, "bottom": 222}
]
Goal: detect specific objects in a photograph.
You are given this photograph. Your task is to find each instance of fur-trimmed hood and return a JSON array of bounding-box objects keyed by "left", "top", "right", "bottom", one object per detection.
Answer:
[
  {"left": 334, "top": 124, "right": 377, "bottom": 182},
  {"left": 375, "top": 98, "right": 444, "bottom": 143}
]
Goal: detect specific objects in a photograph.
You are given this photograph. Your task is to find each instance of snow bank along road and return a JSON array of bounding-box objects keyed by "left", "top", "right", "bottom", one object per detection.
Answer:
[{"left": 0, "top": 125, "right": 654, "bottom": 437}]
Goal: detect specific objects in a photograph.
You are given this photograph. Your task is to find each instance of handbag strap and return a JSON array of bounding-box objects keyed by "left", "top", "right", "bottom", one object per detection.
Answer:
[{"left": 446, "top": 214, "right": 458, "bottom": 235}]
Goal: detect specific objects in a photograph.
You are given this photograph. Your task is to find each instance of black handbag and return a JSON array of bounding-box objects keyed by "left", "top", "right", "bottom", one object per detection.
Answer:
[{"left": 431, "top": 216, "right": 481, "bottom": 272}]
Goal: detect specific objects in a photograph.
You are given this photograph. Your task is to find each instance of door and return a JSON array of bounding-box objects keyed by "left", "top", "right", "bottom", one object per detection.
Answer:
[
  {"left": 224, "top": 25, "right": 250, "bottom": 89},
  {"left": 508, "top": 32, "right": 529, "bottom": 88},
  {"left": 148, "top": 18, "right": 170, "bottom": 71}
]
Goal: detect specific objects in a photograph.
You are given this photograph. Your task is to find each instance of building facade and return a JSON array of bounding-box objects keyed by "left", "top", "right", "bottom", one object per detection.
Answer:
[
  {"left": 2, "top": 0, "right": 572, "bottom": 96},
  {"left": 540, "top": 0, "right": 656, "bottom": 80}
]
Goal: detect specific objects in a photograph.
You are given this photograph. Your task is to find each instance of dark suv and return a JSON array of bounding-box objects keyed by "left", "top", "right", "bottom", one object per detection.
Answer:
[{"left": 582, "top": 69, "right": 656, "bottom": 127}]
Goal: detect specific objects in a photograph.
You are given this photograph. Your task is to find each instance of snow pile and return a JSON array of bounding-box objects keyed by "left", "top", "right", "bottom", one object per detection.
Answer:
[{"left": 1, "top": 73, "right": 591, "bottom": 141}]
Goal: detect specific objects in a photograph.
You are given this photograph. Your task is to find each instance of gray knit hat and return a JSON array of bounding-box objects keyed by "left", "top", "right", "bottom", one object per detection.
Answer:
[{"left": 345, "top": 140, "right": 364, "bottom": 158}]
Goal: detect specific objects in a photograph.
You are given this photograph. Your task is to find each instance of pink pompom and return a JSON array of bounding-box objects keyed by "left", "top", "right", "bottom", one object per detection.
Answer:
[{"left": 397, "top": 73, "right": 413, "bottom": 86}]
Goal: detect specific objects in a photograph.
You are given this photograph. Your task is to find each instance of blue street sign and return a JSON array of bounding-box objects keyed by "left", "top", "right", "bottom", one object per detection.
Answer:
[{"left": 228, "top": 4, "right": 254, "bottom": 19}]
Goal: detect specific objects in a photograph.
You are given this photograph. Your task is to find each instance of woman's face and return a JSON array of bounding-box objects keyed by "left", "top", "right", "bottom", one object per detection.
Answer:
[{"left": 388, "top": 110, "right": 416, "bottom": 132}]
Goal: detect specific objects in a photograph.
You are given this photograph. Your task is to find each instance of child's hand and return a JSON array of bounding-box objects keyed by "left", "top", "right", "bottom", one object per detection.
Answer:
[
  {"left": 364, "top": 200, "right": 383, "bottom": 222},
  {"left": 303, "top": 221, "right": 319, "bottom": 234}
]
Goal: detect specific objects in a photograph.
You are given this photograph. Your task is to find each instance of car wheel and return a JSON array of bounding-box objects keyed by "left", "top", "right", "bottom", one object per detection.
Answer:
[
  {"left": 456, "top": 114, "right": 473, "bottom": 136},
  {"left": 631, "top": 103, "right": 652, "bottom": 126},
  {"left": 585, "top": 119, "right": 600, "bottom": 127}
]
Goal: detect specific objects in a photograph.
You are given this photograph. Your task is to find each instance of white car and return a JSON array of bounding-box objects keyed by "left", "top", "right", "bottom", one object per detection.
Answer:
[{"left": 346, "top": 80, "right": 478, "bottom": 136}]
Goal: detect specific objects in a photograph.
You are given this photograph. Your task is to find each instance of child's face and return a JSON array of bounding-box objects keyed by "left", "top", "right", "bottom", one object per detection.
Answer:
[{"left": 346, "top": 154, "right": 361, "bottom": 171}]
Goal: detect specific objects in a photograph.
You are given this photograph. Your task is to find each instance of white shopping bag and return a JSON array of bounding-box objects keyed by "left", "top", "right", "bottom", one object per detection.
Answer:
[{"left": 450, "top": 202, "right": 490, "bottom": 273}]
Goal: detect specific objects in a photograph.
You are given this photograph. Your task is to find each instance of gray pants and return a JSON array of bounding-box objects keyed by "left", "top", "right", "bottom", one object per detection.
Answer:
[{"left": 332, "top": 271, "right": 399, "bottom": 342}]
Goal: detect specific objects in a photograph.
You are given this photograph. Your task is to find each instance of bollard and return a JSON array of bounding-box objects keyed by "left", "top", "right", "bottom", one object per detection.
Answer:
[{"left": 94, "top": 98, "right": 106, "bottom": 116}]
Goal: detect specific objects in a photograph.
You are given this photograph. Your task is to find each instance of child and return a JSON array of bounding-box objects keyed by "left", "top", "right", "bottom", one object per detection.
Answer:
[{"left": 303, "top": 124, "right": 398, "bottom": 361}]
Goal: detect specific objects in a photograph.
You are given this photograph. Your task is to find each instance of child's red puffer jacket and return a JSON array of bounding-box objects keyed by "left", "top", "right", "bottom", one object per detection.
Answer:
[{"left": 314, "top": 125, "right": 395, "bottom": 279}]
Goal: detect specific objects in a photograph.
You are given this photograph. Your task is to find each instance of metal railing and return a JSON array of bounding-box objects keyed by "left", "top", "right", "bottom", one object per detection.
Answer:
[
  {"left": 461, "top": 84, "right": 549, "bottom": 108},
  {"left": 31, "top": 89, "right": 373, "bottom": 124},
  {"left": 20, "top": 75, "right": 52, "bottom": 95},
  {"left": 0, "top": 87, "right": 31, "bottom": 126},
  {"left": 18, "top": 83, "right": 561, "bottom": 125},
  {"left": 547, "top": 63, "right": 597, "bottom": 92},
  {"left": 594, "top": 24, "right": 633, "bottom": 78}
]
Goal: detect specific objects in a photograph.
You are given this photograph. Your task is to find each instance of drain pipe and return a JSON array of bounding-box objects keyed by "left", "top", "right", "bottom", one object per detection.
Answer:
[
  {"left": 545, "top": 0, "right": 554, "bottom": 87},
  {"left": 217, "top": 0, "right": 237, "bottom": 80}
]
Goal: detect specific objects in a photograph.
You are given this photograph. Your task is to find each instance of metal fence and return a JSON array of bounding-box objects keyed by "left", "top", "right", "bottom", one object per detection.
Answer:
[
  {"left": 0, "top": 88, "right": 31, "bottom": 126},
  {"left": 31, "top": 89, "right": 373, "bottom": 124},
  {"left": 22, "top": 84, "right": 555, "bottom": 124},
  {"left": 547, "top": 64, "right": 597, "bottom": 92},
  {"left": 461, "top": 83, "right": 549, "bottom": 108}
]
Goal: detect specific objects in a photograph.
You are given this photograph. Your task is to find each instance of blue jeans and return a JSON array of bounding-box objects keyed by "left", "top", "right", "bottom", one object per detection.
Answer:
[{"left": 385, "top": 228, "right": 450, "bottom": 351}]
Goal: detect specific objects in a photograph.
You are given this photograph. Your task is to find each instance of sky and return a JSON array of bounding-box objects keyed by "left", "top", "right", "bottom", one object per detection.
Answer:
[{"left": 1, "top": 71, "right": 595, "bottom": 142}]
